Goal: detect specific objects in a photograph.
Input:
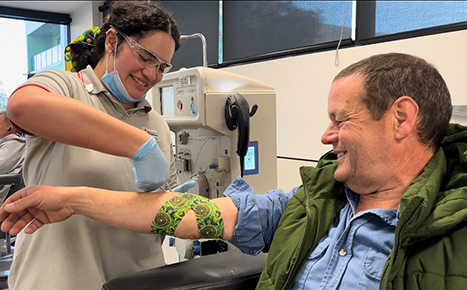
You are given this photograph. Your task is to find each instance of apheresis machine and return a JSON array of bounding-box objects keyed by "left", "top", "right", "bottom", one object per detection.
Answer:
[
  {"left": 152, "top": 67, "right": 277, "bottom": 198},
  {"left": 151, "top": 67, "right": 277, "bottom": 259}
]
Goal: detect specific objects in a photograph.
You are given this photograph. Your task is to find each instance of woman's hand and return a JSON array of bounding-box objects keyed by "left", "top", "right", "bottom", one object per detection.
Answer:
[
  {"left": 0, "top": 186, "right": 75, "bottom": 235},
  {"left": 132, "top": 137, "right": 170, "bottom": 191}
]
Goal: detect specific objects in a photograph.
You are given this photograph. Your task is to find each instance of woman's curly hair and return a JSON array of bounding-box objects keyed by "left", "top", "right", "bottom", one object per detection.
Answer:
[{"left": 68, "top": 1, "right": 180, "bottom": 71}]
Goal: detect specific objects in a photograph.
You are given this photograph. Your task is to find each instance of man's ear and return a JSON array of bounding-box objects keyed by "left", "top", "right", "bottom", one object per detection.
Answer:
[
  {"left": 104, "top": 28, "right": 118, "bottom": 54},
  {"left": 392, "top": 96, "right": 419, "bottom": 141}
]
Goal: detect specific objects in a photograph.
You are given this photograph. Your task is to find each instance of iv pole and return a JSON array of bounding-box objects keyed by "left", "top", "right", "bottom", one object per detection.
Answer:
[{"left": 180, "top": 33, "right": 208, "bottom": 67}]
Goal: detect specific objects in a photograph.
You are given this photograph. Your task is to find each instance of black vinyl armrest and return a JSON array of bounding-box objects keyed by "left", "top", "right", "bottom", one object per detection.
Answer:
[
  {"left": 0, "top": 174, "right": 22, "bottom": 186},
  {"left": 102, "top": 250, "right": 267, "bottom": 290}
]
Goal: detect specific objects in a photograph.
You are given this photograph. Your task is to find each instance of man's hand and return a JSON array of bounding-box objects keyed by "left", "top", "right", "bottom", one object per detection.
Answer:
[{"left": 0, "top": 186, "right": 75, "bottom": 236}]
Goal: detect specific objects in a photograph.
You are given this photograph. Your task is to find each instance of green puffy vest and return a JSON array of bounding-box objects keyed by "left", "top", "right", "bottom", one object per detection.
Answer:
[{"left": 257, "top": 124, "right": 467, "bottom": 290}]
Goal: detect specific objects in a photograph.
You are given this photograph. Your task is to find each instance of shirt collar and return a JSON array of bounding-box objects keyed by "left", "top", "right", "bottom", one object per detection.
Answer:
[
  {"left": 79, "top": 65, "right": 152, "bottom": 113},
  {"left": 80, "top": 65, "right": 107, "bottom": 95},
  {"left": 344, "top": 185, "right": 399, "bottom": 227},
  {"left": 344, "top": 185, "right": 359, "bottom": 213}
]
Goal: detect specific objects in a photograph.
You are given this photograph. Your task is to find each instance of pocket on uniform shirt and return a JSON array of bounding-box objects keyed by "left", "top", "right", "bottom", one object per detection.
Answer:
[{"left": 363, "top": 247, "right": 388, "bottom": 280}]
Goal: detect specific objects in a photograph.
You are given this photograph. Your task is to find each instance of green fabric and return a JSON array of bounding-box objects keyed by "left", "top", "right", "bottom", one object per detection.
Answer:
[
  {"left": 190, "top": 193, "right": 224, "bottom": 238},
  {"left": 152, "top": 194, "right": 191, "bottom": 236},
  {"left": 64, "top": 27, "right": 100, "bottom": 72},
  {"left": 151, "top": 193, "right": 224, "bottom": 238},
  {"left": 256, "top": 151, "right": 347, "bottom": 289},
  {"left": 257, "top": 123, "right": 467, "bottom": 290}
]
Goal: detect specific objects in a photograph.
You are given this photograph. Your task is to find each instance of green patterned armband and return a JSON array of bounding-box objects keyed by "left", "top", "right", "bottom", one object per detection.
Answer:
[
  {"left": 151, "top": 194, "right": 192, "bottom": 236},
  {"left": 151, "top": 193, "right": 224, "bottom": 239}
]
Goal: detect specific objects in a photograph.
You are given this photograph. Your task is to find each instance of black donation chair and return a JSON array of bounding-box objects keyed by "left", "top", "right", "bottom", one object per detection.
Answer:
[
  {"left": 103, "top": 249, "right": 267, "bottom": 290},
  {"left": 0, "top": 172, "right": 25, "bottom": 288}
]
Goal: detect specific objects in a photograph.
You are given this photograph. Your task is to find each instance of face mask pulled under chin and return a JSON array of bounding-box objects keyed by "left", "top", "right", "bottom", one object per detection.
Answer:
[{"left": 101, "top": 53, "right": 146, "bottom": 104}]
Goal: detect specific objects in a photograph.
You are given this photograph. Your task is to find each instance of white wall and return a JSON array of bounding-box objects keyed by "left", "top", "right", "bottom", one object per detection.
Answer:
[
  {"left": 70, "top": 3, "right": 93, "bottom": 39},
  {"left": 70, "top": 5, "right": 467, "bottom": 192},
  {"left": 221, "top": 29, "right": 467, "bottom": 191},
  {"left": 70, "top": 2, "right": 103, "bottom": 39}
]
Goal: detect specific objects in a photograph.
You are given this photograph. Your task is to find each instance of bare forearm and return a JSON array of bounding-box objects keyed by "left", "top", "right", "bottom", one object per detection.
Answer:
[
  {"left": 69, "top": 188, "right": 238, "bottom": 239},
  {"left": 70, "top": 188, "right": 175, "bottom": 233},
  {"left": 7, "top": 87, "right": 149, "bottom": 157}
]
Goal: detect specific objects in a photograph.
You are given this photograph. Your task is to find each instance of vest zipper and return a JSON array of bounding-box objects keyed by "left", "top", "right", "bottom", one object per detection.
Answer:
[{"left": 380, "top": 199, "right": 423, "bottom": 289}]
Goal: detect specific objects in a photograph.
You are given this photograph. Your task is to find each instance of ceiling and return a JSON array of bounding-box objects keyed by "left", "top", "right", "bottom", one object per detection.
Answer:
[{"left": 0, "top": 1, "right": 87, "bottom": 14}]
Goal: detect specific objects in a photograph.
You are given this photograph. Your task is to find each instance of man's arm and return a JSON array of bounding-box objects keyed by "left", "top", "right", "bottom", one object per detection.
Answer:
[{"left": 0, "top": 185, "right": 238, "bottom": 240}]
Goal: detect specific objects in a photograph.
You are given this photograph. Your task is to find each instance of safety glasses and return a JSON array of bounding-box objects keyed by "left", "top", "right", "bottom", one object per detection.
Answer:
[{"left": 110, "top": 25, "right": 172, "bottom": 75}]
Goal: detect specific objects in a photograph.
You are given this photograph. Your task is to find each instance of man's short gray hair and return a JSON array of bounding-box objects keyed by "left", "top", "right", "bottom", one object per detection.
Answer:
[{"left": 334, "top": 53, "right": 452, "bottom": 150}]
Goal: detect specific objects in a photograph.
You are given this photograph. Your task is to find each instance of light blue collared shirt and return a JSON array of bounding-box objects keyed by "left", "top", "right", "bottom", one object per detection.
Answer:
[{"left": 225, "top": 177, "right": 399, "bottom": 289}]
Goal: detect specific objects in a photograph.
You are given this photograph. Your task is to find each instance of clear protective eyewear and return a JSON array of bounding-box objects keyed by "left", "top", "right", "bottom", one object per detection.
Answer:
[{"left": 110, "top": 25, "right": 172, "bottom": 75}]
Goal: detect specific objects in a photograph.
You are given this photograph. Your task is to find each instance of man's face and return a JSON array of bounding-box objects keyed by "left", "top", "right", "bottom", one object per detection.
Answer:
[{"left": 321, "top": 75, "right": 395, "bottom": 194}]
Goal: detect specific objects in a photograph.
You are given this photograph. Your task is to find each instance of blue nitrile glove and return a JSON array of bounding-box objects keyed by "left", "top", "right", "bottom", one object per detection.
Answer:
[
  {"left": 132, "top": 137, "right": 170, "bottom": 192},
  {"left": 172, "top": 180, "right": 196, "bottom": 193}
]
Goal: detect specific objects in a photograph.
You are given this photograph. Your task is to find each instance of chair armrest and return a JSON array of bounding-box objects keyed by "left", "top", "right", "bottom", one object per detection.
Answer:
[
  {"left": 102, "top": 249, "right": 267, "bottom": 290},
  {"left": 0, "top": 174, "right": 22, "bottom": 186}
]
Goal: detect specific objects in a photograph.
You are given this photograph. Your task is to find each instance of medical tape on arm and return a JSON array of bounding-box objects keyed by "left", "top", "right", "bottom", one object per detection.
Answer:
[{"left": 151, "top": 193, "right": 224, "bottom": 239}]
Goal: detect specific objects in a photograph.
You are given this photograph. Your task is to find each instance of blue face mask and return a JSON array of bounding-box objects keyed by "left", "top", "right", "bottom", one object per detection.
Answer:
[{"left": 101, "top": 46, "right": 146, "bottom": 104}]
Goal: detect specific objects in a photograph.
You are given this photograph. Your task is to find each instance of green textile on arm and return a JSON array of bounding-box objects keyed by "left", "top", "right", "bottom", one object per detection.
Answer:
[{"left": 151, "top": 193, "right": 224, "bottom": 238}]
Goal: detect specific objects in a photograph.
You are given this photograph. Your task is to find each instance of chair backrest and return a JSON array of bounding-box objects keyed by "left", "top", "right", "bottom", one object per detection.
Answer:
[
  {"left": 0, "top": 171, "right": 25, "bottom": 201},
  {"left": 0, "top": 171, "right": 25, "bottom": 241},
  {"left": 6, "top": 172, "right": 25, "bottom": 199}
]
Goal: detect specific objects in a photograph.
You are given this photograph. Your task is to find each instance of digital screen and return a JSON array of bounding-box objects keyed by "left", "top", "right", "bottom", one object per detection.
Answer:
[
  {"left": 244, "top": 147, "right": 256, "bottom": 170},
  {"left": 243, "top": 141, "right": 259, "bottom": 175},
  {"left": 160, "top": 86, "right": 174, "bottom": 116}
]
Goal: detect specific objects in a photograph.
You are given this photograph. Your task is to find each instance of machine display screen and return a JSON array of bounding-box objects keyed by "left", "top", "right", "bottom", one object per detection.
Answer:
[
  {"left": 160, "top": 86, "right": 174, "bottom": 116},
  {"left": 243, "top": 141, "right": 259, "bottom": 175}
]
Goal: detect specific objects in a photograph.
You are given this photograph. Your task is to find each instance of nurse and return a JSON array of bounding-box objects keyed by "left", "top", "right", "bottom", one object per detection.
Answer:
[{"left": 6, "top": 1, "right": 181, "bottom": 289}]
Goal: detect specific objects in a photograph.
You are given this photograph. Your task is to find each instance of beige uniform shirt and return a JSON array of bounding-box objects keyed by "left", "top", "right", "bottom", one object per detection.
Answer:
[{"left": 9, "top": 66, "right": 179, "bottom": 290}]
